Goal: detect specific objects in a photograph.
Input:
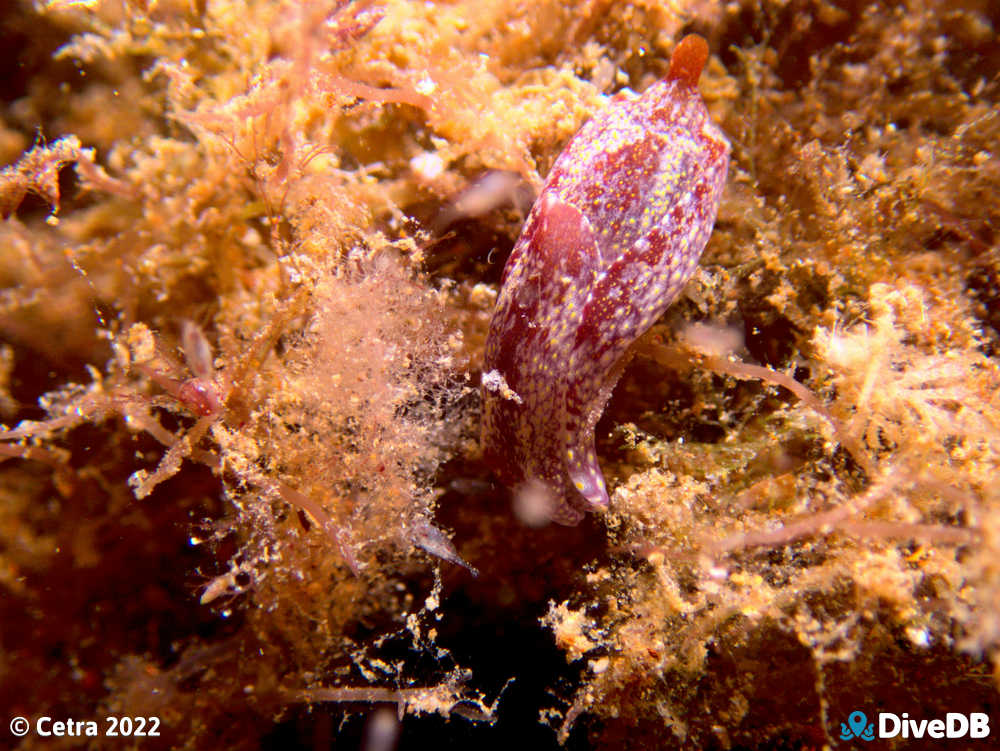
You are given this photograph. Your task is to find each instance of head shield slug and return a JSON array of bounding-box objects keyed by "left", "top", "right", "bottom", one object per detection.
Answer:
[{"left": 481, "top": 35, "right": 730, "bottom": 524}]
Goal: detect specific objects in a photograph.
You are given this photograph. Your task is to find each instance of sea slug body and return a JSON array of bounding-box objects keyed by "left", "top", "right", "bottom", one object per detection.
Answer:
[{"left": 481, "top": 35, "right": 730, "bottom": 524}]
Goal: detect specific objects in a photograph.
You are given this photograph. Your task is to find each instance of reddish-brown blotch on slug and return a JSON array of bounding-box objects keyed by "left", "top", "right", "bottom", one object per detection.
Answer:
[{"left": 481, "top": 35, "right": 730, "bottom": 524}]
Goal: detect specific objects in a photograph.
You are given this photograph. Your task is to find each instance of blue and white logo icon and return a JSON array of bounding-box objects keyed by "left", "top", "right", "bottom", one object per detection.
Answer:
[{"left": 840, "top": 710, "right": 876, "bottom": 741}]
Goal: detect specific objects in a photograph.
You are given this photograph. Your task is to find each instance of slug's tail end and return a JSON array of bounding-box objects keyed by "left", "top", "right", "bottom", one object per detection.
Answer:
[{"left": 567, "top": 450, "right": 610, "bottom": 512}]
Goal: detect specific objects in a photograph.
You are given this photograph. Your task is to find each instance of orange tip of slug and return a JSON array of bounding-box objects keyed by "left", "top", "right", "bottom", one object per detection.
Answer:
[{"left": 667, "top": 34, "right": 709, "bottom": 88}]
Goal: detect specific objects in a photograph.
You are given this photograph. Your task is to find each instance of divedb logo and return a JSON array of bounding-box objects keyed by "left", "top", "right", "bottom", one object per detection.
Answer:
[{"left": 839, "top": 709, "right": 991, "bottom": 741}]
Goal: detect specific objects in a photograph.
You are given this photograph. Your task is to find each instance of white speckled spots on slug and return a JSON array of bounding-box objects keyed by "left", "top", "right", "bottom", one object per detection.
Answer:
[{"left": 481, "top": 35, "right": 730, "bottom": 525}]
